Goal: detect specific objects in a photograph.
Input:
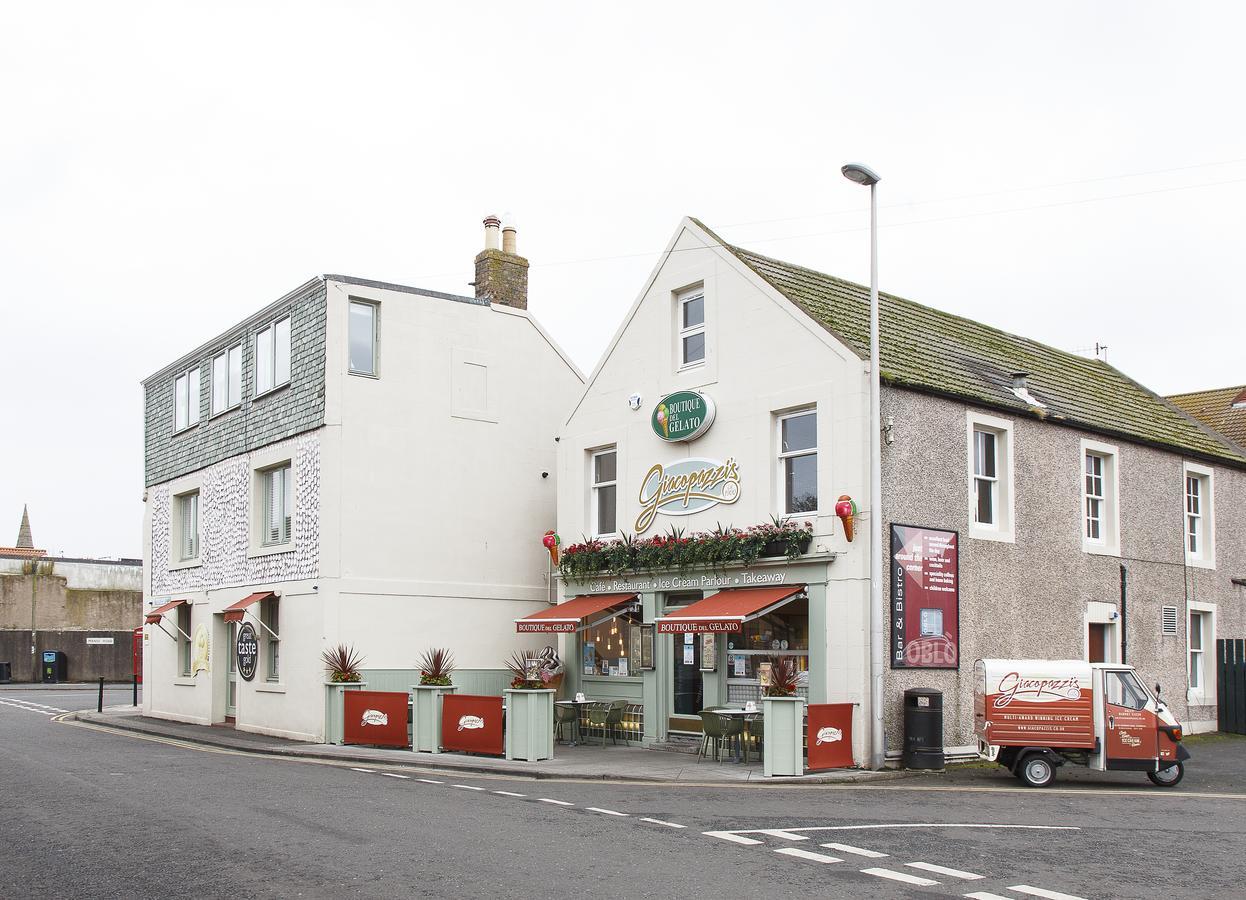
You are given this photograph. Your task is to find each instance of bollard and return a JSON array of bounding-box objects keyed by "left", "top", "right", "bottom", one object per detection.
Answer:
[
  {"left": 98, "top": 676, "right": 104, "bottom": 713},
  {"left": 133, "top": 673, "right": 138, "bottom": 707}
]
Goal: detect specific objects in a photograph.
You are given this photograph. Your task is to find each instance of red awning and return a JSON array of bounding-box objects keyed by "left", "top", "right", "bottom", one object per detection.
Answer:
[
  {"left": 515, "top": 593, "right": 639, "bottom": 633},
  {"left": 145, "top": 599, "right": 186, "bottom": 625},
  {"left": 655, "top": 585, "right": 806, "bottom": 633},
  {"left": 222, "top": 591, "right": 275, "bottom": 623}
]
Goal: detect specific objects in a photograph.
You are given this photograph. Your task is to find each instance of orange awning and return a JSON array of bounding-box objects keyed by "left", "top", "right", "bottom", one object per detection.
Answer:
[
  {"left": 145, "top": 599, "right": 186, "bottom": 625},
  {"left": 515, "top": 593, "right": 639, "bottom": 633},
  {"left": 222, "top": 591, "right": 275, "bottom": 623},
  {"left": 655, "top": 585, "right": 806, "bottom": 633}
]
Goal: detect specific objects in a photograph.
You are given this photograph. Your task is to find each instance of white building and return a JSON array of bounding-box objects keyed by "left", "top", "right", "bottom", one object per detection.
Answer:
[{"left": 141, "top": 218, "right": 583, "bottom": 741}]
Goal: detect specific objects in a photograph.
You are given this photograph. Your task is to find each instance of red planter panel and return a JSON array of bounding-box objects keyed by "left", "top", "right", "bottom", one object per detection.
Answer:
[
  {"left": 806, "top": 703, "right": 855, "bottom": 770},
  {"left": 343, "top": 690, "right": 410, "bottom": 748},
  {"left": 441, "top": 694, "right": 504, "bottom": 756}
]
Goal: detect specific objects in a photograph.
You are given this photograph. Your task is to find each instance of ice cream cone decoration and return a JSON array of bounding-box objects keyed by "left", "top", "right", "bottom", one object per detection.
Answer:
[
  {"left": 656, "top": 403, "right": 669, "bottom": 438},
  {"left": 542, "top": 530, "right": 561, "bottom": 565},
  {"left": 834, "top": 495, "right": 857, "bottom": 542}
]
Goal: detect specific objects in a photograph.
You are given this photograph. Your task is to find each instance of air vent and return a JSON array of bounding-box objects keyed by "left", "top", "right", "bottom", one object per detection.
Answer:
[{"left": 1161, "top": 605, "right": 1179, "bottom": 636}]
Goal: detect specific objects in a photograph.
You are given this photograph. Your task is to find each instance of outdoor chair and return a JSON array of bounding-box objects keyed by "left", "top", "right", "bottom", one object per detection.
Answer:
[
  {"left": 748, "top": 715, "right": 763, "bottom": 762},
  {"left": 587, "top": 700, "right": 628, "bottom": 746},
  {"left": 553, "top": 702, "right": 580, "bottom": 744},
  {"left": 697, "top": 709, "right": 742, "bottom": 762}
]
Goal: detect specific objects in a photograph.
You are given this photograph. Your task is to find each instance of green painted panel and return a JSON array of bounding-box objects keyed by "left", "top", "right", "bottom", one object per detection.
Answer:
[{"left": 359, "top": 668, "right": 510, "bottom": 696}]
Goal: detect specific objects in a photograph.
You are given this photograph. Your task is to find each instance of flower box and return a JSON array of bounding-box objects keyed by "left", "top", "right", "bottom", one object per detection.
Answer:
[
  {"left": 323, "top": 681, "right": 367, "bottom": 745},
  {"left": 503, "top": 689, "right": 555, "bottom": 762},
  {"left": 762, "top": 695, "right": 806, "bottom": 777},
  {"left": 411, "top": 684, "right": 457, "bottom": 753},
  {"left": 761, "top": 536, "right": 813, "bottom": 558}
]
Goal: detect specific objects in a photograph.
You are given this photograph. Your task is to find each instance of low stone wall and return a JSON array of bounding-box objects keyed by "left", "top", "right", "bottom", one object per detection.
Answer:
[{"left": 0, "top": 629, "right": 136, "bottom": 682}]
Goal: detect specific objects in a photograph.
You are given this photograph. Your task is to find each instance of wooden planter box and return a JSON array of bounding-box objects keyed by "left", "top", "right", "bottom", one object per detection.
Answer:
[
  {"left": 761, "top": 537, "right": 813, "bottom": 558},
  {"left": 763, "top": 695, "right": 806, "bottom": 777},
  {"left": 503, "top": 689, "right": 555, "bottom": 761},
  {"left": 411, "top": 684, "right": 457, "bottom": 753},
  {"left": 323, "top": 681, "right": 367, "bottom": 745}
]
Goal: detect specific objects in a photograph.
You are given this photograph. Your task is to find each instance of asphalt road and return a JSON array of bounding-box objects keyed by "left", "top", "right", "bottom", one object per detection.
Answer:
[{"left": 1, "top": 690, "right": 1242, "bottom": 900}]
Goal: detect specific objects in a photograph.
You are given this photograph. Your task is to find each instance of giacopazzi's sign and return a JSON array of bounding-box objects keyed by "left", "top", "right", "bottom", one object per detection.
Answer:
[
  {"left": 652, "top": 391, "right": 715, "bottom": 442},
  {"left": 635, "top": 457, "right": 741, "bottom": 532}
]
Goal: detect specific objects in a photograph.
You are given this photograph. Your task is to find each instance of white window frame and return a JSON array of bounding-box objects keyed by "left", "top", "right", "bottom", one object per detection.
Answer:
[
  {"left": 254, "top": 317, "right": 291, "bottom": 397},
  {"left": 173, "top": 367, "right": 201, "bottom": 432},
  {"left": 262, "top": 595, "right": 280, "bottom": 682},
  {"left": 261, "top": 464, "right": 293, "bottom": 547},
  {"left": 1182, "top": 462, "right": 1215, "bottom": 569},
  {"left": 175, "top": 490, "right": 200, "bottom": 563},
  {"left": 676, "top": 287, "right": 706, "bottom": 370},
  {"left": 1187, "top": 602, "right": 1216, "bottom": 705},
  {"left": 211, "top": 344, "right": 243, "bottom": 416},
  {"left": 348, "top": 299, "right": 380, "bottom": 377},
  {"left": 248, "top": 447, "right": 296, "bottom": 557},
  {"left": 966, "top": 411, "right": 1014, "bottom": 542},
  {"left": 590, "top": 446, "right": 618, "bottom": 539},
  {"left": 1080, "top": 438, "right": 1120, "bottom": 556},
  {"left": 776, "top": 407, "right": 818, "bottom": 517},
  {"left": 177, "top": 602, "right": 192, "bottom": 677}
]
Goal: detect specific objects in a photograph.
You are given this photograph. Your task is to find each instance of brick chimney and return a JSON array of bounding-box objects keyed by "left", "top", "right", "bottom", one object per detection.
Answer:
[{"left": 473, "top": 214, "right": 528, "bottom": 310}]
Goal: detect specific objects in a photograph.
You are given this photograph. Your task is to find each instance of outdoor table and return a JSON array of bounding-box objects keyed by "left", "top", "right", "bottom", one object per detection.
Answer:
[
  {"left": 554, "top": 699, "right": 593, "bottom": 745},
  {"left": 716, "top": 708, "right": 761, "bottom": 763}
]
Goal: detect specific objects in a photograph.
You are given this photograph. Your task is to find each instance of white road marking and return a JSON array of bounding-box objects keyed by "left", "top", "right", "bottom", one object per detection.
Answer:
[
  {"left": 416, "top": 778, "right": 444, "bottom": 784},
  {"left": 1008, "top": 886, "right": 1089, "bottom": 900},
  {"left": 965, "top": 893, "right": 1015, "bottom": 900},
  {"left": 751, "top": 828, "right": 809, "bottom": 841},
  {"left": 0, "top": 698, "right": 65, "bottom": 714},
  {"left": 382, "top": 773, "right": 409, "bottom": 779},
  {"left": 492, "top": 790, "right": 526, "bottom": 797},
  {"left": 639, "top": 818, "right": 686, "bottom": 829},
  {"left": 907, "top": 862, "right": 983, "bottom": 880},
  {"left": 349, "top": 768, "right": 375, "bottom": 774},
  {"left": 539, "top": 798, "right": 573, "bottom": 806},
  {"left": 586, "top": 807, "right": 628, "bottom": 816},
  {"left": 861, "top": 867, "right": 940, "bottom": 887},
  {"left": 789, "top": 824, "right": 1080, "bottom": 833},
  {"left": 774, "top": 848, "right": 843, "bottom": 864},
  {"left": 453, "top": 784, "right": 485, "bottom": 791},
  {"left": 703, "top": 831, "right": 764, "bottom": 845},
  {"left": 821, "top": 842, "right": 888, "bottom": 858}
]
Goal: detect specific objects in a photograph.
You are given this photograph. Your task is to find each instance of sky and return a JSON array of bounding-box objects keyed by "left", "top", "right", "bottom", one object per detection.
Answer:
[{"left": 2, "top": 1, "right": 1244, "bottom": 559}]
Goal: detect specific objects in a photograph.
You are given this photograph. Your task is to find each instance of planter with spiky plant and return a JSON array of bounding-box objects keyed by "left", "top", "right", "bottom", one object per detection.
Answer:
[
  {"left": 761, "top": 655, "right": 806, "bottom": 777},
  {"left": 503, "top": 649, "right": 555, "bottom": 762},
  {"left": 321, "top": 644, "right": 367, "bottom": 745},
  {"left": 412, "top": 647, "right": 458, "bottom": 753}
]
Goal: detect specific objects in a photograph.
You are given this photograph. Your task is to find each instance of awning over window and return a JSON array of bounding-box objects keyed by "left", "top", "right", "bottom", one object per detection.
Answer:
[
  {"left": 515, "top": 593, "right": 640, "bottom": 633},
  {"left": 145, "top": 599, "right": 187, "bottom": 625},
  {"left": 655, "top": 585, "right": 806, "bottom": 633},
  {"left": 223, "top": 591, "right": 276, "bottom": 623}
]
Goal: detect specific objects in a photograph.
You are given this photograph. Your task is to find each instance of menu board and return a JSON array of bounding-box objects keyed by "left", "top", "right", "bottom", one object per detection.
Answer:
[{"left": 890, "top": 524, "right": 959, "bottom": 669}]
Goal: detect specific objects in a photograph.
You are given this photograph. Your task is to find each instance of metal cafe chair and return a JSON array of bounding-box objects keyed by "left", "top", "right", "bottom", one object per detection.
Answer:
[
  {"left": 698, "top": 709, "right": 740, "bottom": 762},
  {"left": 553, "top": 702, "right": 580, "bottom": 744},
  {"left": 587, "top": 700, "right": 628, "bottom": 746}
]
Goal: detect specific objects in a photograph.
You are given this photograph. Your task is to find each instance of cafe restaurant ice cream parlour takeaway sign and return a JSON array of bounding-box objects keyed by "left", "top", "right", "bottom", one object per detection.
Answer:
[{"left": 652, "top": 391, "right": 716, "bottom": 442}]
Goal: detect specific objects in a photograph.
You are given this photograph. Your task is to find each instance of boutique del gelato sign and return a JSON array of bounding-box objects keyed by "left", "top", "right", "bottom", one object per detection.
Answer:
[
  {"left": 636, "top": 457, "right": 741, "bottom": 532},
  {"left": 652, "top": 391, "right": 715, "bottom": 442}
]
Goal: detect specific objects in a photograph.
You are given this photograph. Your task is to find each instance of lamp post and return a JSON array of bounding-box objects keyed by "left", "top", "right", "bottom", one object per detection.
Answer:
[{"left": 841, "top": 162, "right": 884, "bottom": 771}]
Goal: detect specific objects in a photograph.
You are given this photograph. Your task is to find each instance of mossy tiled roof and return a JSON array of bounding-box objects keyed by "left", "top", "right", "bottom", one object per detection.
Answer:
[
  {"left": 1167, "top": 385, "right": 1246, "bottom": 449},
  {"left": 698, "top": 221, "right": 1246, "bottom": 467}
]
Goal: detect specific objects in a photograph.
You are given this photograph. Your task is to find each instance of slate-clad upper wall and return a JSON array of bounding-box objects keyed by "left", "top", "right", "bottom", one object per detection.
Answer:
[{"left": 143, "top": 279, "right": 327, "bottom": 487}]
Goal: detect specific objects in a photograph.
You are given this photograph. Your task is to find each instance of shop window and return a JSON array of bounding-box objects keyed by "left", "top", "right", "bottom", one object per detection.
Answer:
[
  {"left": 174, "top": 367, "right": 201, "bottom": 432},
  {"left": 967, "top": 411, "right": 1014, "bottom": 542},
  {"left": 255, "top": 317, "right": 291, "bottom": 396},
  {"left": 349, "top": 299, "right": 379, "bottom": 376},
  {"left": 724, "top": 597, "right": 809, "bottom": 705},
  {"left": 677, "top": 288, "right": 705, "bottom": 368},
  {"left": 590, "top": 447, "right": 617, "bottom": 538},
  {"left": 777, "top": 409, "right": 817, "bottom": 514},
  {"left": 1081, "top": 439, "right": 1119, "bottom": 555},
  {"left": 580, "top": 616, "right": 639, "bottom": 677},
  {"left": 1183, "top": 464, "right": 1214, "bottom": 568},
  {"left": 262, "top": 595, "right": 280, "bottom": 682},
  {"left": 211, "top": 344, "right": 243, "bottom": 415},
  {"left": 177, "top": 602, "right": 192, "bottom": 676}
]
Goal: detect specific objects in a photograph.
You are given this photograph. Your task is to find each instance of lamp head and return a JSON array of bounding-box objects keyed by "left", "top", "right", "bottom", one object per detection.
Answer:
[{"left": 841, "top": 163, "right": 880, "bottom": 186}]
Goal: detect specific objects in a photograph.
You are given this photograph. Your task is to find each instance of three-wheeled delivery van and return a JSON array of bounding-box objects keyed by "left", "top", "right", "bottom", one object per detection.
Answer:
[{"left": 974, "top": 659, "right": 1190, "bottom": 788}]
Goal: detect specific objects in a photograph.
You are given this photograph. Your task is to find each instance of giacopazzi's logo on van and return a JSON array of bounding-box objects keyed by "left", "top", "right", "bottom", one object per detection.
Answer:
[
  {"left": 636, "top": 457, "right": 741, "bottom": 533},
  {"left": 992, "top": 672, "right": 1082, "bottom": 708},
  {"left": 652, "top": 391, "right": 716, "bottom": 442}
]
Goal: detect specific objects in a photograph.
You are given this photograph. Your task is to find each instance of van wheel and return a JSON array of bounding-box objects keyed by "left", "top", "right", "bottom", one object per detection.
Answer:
[
  {"left": 1018, "top": 754, "right": 1056, "bottom": 788},
  {"left": 1148, "top": 762, "right": 1184, "bottom": 787}
]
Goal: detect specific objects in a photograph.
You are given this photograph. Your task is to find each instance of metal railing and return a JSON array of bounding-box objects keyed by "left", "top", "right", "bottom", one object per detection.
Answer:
[{"left": 575, "top": 701, "right": 645, "bottom": 744}]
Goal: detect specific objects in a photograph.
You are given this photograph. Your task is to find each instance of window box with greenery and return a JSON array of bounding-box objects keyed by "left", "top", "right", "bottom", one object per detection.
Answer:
[
  {"left": 322, "top": 644, "right": 367, "bottom": 745},
  {"left": 412, "top": 648, "right": 457, "bottom": 754},
  {"left": 559, "top": 519, "right": 813, "bottom": 581},
  {"left": 761, "top": 656, "right": 806, "bottom": 777}
]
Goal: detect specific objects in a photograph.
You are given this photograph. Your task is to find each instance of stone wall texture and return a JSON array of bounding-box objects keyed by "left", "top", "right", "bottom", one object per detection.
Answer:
[
  {"left": 881, "top": 387, "right": 1245, "bottom": 747},
  {"left": 143, "top": 279, "right": 327, "bottom": 487},
  {"left": 149, "top": 433, "right": 320, "bottom": 596}
]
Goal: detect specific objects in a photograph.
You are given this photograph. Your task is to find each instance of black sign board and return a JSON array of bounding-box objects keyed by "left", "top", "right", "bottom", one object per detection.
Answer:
[
  {"left": 236, "top": 622, "right": 259, "bottom": 682},
  {"left": 890, "top": 524, "right": 960, "bottom": 669}
]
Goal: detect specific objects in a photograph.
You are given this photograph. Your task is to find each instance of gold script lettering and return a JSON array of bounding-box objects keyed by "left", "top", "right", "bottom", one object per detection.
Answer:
[{"left": 635, "top": 458, "right": 741, "bottom": 532}]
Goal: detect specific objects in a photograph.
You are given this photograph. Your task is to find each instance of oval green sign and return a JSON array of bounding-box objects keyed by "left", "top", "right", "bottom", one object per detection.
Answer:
[{"left": 652, "top": 391, "right": 716, "bottom": 442}]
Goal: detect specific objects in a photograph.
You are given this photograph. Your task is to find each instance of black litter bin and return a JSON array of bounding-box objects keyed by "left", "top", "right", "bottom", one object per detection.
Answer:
[
  {"left": 901, "top": 687, "right": 944, "bottom": 770},
  {"left": 41, "top": 650, "right": 68, "bottom": 683},
  {"left": 0, "top": 661, "right": 11, "bottom": 683}
]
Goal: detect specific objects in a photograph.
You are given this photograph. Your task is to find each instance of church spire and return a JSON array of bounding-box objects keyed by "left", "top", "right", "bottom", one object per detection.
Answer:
[{"left": 16, "top": 505, "right": 33, "bottom": 549}]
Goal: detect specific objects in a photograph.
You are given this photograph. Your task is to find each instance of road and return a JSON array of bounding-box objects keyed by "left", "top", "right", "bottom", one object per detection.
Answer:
[{"left": 1, "top": 688, "right": 1242, "bottom": 900}]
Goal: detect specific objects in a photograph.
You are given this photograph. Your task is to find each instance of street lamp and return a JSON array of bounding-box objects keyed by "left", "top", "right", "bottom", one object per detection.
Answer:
[{"left": 841, "top": 162, "right": 884, "bottom": 771}]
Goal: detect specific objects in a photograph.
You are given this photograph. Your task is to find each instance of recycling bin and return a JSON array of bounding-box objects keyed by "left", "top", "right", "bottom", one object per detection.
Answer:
[
  {"left": 41, "top": 650, "right": 68, "bottom": 683},
  {"left": 0, "top": 661, "right": 11, "bottom": 683},
  {"left": 901, "top": 687, "right": 944, "bottom": 770}
]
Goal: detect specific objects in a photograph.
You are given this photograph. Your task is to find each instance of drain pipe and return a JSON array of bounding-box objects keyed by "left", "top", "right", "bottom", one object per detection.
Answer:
[{"left": 1119, "top": 564, "right": 1128, "bottom": 665}]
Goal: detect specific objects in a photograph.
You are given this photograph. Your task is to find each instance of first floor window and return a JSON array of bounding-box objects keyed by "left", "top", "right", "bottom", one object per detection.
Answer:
[
  {"left": 591, "top": 448, "right": 617, "bottom": 537},
  {"left": 177, "top": 491, "right": 200, "bottom": 561},
  {"left": 349, "top": 300, "right": 378, "bottom": 375},
  {"left": 262, "top": 464, "right": 293, "bottom": 545},
  {"left": 1185, "top": 475, "right": 1202, "bottom": 556},
  {"left": 973, "top": 427, "right": 998, "bottom": 526},
  {"left": 1085, "top": 452, "right": 1105, "bottom": 541},
  {"left": 174, "top": 368, "right": 201, "bottom": 431},
  {"left": 212, "top": 344, "right": 243, "bottom": 414},
  {"left": 678, "top": 289, "right": 706, "bottom": 367},
  {"left": 177, "top": 602, "right": 192, "bottom": 676},
  {"left": 262, "top": 596, "right": 280, "bottom": 681},
  {"left": 1188, "top": 611, "right": 1205, "bottom": 692},
  {"left": 779, "top": 409, "right": 817, "bottom": 514},
  {"left": 255, "top": 317, "right": 291, "bottom": 395}
]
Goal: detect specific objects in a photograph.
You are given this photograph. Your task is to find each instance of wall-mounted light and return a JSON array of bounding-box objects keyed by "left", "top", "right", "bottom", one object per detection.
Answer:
[{"left": 883, "top": 416, "right": 895, "bottom": 446}]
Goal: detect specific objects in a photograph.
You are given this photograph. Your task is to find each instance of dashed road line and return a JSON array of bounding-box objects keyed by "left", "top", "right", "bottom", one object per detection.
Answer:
[
  {"left": 586, "top": 807, "right": 628, "bottom": 816},
  {"left": 774, "top": 847, "right": 843, "bottom": 864},
  {"left": 821, "top": 842, "right": 887, "bottom": 858},
  {"left": 1008, "top": 886, "right": 1089, "bottom": 900},
  {"left": 703, "top": 830, "right": 764, "bottom": 845},
  {"left": 639, "top": 818, "right": 686, "bottom": 829},
  {"left": 861, "top": 867, "right": 940, "bottom": 887},
  {"left": 538, "top": 798, "right": 573, "bottom": 806},
  {"left": 349, "top": 768, "right": 375, "bottom": 774},
  {"left": 906, "top": 861, "right": 983, "bottom": 880},
  {"left": 416, "top": 778, "right": 444, "bottom": 784},
  {"left": 492, "top": 790, "right": 526, "bottom": 797},
  {"left": 965, "top": 893, "right": 1015, "bottom": 900},
  {"left": 382, "top": 773, "right": 410, "bottom": 779},
  {"left": 453, "top": 784, "right": 485, "bottom": 791}
]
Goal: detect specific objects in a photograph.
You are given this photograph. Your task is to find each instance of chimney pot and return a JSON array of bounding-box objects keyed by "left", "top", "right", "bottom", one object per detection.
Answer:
[
  {"left": 474, "top": 212, "right": 529, "bottom": 310},
  {"left": 502, "top": 222, "right": 517, "bottom": 255},
  {"left": 483, "top": 215, "right": 501, "bottom": 251}
]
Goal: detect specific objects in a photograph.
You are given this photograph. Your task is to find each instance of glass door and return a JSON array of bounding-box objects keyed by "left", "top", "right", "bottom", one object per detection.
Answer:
[
  {"left": 666, "top": 592, "right": 704, "bottom": 733},
  {"left": 226, "top": 621, "right": 238, "bottom": 719}
]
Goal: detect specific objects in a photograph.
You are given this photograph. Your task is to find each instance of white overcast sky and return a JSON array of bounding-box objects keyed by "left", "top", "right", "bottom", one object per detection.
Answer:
[{"left": 2, "top": 2, "right": 1244, "bottom": 558}]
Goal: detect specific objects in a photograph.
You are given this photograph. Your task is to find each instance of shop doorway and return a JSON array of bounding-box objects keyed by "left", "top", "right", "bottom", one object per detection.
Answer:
[
  {"left": 226, "top": 621, "right": 238, "bottom": 722},
  {"left": 666, "top": 592, "right": 704, "bottom": 734},
  {"left": 1087, "top": 623, "right": 1107, "bottom": 663}
]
